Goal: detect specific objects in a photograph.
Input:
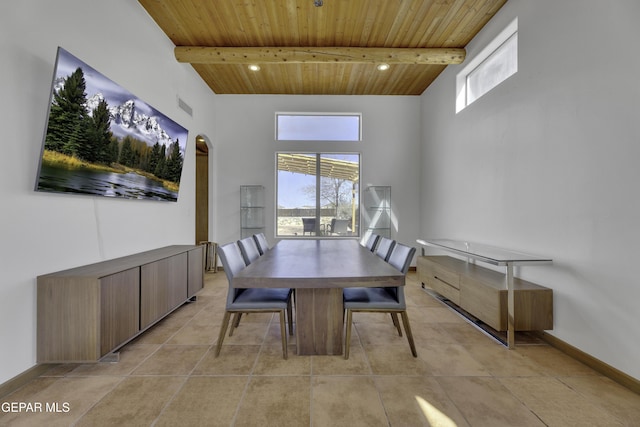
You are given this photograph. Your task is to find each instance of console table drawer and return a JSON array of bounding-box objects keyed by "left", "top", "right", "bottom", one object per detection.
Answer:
[
  {"left": 430, "top": 276, "right": 460, "bottom": 304},
  {"left": 459, "top": 276, "right": 502, "bottom": 330},
  {"left": 417, "top": 255, "right": 553, "bottom": 333},
  {"left": 418, "top": 256, "right": 463, "bottom": 304},
  {"left": 418, "top": 256, "right": 460, "bottom": 287}
]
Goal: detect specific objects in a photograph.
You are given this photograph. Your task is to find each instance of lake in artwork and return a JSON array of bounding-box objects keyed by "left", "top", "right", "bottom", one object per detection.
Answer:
[{"left": 38, "top": 164, "right": 178, "bottom": 201}]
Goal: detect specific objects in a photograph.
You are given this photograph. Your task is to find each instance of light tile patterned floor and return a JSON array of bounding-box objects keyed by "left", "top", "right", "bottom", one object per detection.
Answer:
[{"left": 1, "top": 272, "right": 639, "bottom": 426}]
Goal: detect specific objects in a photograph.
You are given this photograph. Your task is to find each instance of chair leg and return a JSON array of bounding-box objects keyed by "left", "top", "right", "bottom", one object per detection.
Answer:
[
  {"left": 400, "top": 311, "right": 417, "bottom": 357},
  {"left": 390, "top": 313, "right": 402, "bottom": 336},
  {"left": 344, "top": 309, "right": 353, "bottom": 359},
  {"left": 229, "top": 313, "right": 242, "bottom": 336},
  {"left": 287, "top": 299, "right": 294, "bottom": 336},
  {"left": 279, "top": 310, "right": 288, "bottom": 359},
  {"left": 215, "top": 311, "right": 232, "bottom": 357}
]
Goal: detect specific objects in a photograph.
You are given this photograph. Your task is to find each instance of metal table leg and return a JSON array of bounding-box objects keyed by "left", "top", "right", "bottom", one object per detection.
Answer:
[{"left": 506, "top": 262, "right": 515, "bottom": 349}]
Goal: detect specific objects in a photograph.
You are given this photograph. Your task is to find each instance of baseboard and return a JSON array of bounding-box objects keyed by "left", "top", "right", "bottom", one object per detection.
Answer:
[
  {"left": 218, "top": 266, "right": 417, "bottom": 272},
  {"left": 534, "top": 331, "right": 640, "bottom": 395},
  {"left": 0, "top": 364, "right": 58, "bottom": 399}
]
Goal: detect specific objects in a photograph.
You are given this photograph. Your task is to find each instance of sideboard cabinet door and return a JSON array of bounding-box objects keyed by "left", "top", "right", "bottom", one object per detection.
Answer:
[
  {"left": 140, "top": 253, "right": 188, "bottom": 329},
  {"left": 188, "top": 246, "right": 204, "bottom": 297},
  {"left": 100, "top": 268, "right": 140, "bottom": 356}
]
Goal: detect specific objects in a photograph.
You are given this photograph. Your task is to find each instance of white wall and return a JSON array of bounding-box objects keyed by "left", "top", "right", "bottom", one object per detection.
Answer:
[
  {"left": 420, "top": 0, "right": 640, "bottom": 380},
  {"left": 0, "top": 0, "right": 217, "bottom": 384},
  {"left": 7, "top": 0, "right": 635, "bottom": 387},
  {"left": 213, "top": 95, "right": 421, "bottom": 248}
]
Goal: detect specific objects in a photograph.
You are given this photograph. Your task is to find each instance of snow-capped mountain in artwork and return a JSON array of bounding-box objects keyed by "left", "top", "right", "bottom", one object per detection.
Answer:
[{"left": 85, "top": 93, "right": 174, "bottom": 147}]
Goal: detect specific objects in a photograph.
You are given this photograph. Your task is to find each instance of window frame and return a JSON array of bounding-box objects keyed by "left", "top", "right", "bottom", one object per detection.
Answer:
[
  {"left": 275, "top": 112, "right": 362, "bottom": 142},
  {"left": 456, "top": 17, "right": 518, "bottom": 113},
  {"left": 275, "top": 152, "right": 361, "bottom": 239}
]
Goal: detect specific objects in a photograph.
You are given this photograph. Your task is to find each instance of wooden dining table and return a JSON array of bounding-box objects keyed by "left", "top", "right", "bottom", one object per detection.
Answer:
[{"left": 233, "top": 239, "right": 405, "bottom": 355}]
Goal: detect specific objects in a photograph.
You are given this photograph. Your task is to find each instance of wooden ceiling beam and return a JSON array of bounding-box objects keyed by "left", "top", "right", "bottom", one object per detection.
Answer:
[{"left": 174, "top": 46, "right": 465, "bottom": 65}]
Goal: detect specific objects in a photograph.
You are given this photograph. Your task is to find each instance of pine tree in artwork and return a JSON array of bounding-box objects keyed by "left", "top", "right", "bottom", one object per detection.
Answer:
[
  {"left": 82, "top": 98, "right": 113, "bottom": 163},
  {"left": 44, "top": 67, "right": 90, "bottom": 155},
  {"left": 165, "top": 139, "right": 184, "bottom": 183},
  {"left": 119, "top": 135, "right": 135, "bottom": 167},
  {"left": 108, "top": 136, "right": 120, "bottom": 164},
  {"left": 154, "top": 144, "right": 167, "bottom": 179},
  {"left": 147, "top": 142, "right": 161, "bottom": 174}
]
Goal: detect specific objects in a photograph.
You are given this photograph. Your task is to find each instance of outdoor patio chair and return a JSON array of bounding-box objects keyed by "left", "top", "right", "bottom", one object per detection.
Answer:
[
  {"left": 302, "top": 217, "right": 316, "bottom": 235},
  {"left": 327, "top": 218, "right": 350, "bottom": 235}
]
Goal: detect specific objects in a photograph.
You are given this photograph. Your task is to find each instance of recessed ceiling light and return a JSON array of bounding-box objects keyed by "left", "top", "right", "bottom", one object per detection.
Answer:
[
  {"left": 248, "top": 64, "right": 261, "bottom": 71},
  {"left": 377, "top": 63, "right": 390, "bottom": 71}
]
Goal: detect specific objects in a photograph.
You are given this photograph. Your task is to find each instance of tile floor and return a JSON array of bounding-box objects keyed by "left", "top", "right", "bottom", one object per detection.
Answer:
[{"left": 1, "top": 271, "right": 639, "bottom": 426}]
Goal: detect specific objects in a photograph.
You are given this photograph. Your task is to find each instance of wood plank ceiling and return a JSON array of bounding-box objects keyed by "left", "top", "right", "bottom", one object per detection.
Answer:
[{"left": 138, "top": 0, "right": 507, "bottom": 95}]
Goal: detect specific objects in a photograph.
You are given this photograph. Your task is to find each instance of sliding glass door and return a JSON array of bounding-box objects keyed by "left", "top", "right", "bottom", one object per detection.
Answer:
[{"left": 276, "top": 153, "right": 360, "bottom": 237}]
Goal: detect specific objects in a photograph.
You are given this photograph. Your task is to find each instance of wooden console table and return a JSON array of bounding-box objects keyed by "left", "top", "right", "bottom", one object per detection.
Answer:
[
  {"left": 416, "top": 239, "right": 552, "bottom": 348},
  {"left": 37, "top": 245, "right": 204, "bottom": 363}
]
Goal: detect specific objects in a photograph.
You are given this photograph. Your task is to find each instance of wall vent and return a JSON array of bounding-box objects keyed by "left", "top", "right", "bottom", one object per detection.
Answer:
[{"left": 177, "top": 96, "right": 193, "bottom": 117}]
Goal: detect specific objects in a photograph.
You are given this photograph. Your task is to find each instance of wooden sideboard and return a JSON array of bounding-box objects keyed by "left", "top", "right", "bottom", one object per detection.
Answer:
[
  {"left": 37, "top": 245, "right": 204, "bottom": 363},
  {"left": 417, "top": 255, "right": 553, "bottom": 332}
]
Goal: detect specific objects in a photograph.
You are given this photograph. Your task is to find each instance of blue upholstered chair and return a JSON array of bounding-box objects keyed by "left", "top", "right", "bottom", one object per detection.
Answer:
[
  {"left": 362, "top": 234, "right": 380, "bottom": 252},
  {"left": 215, "top": 241, "right": 293, "bottom": 359},
  {"left": 253, "top": 232, "right": 270, "bottom": 256},
  {"left": 233, "top": 236, "right": 263, "bottom": 330},
  {"left": 374, "top": 237, "right": 396, "bottom": 261},
  {"left": 238, "top": 236, "right": 261, "bottom": 265},
  {"left": 343, "top": 242, "right": 417, "bottom": 359}
]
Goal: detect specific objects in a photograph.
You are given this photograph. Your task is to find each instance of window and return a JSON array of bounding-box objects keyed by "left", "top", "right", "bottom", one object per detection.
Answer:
[
  {"left": 276, "top": 113, "right": 361, "bottom": 141},
  {"left": 276, "top": 153, "right": 360, "bottom": 237},
  {"left": 456, "top": 18, "right": 518, "bottom": 112}
]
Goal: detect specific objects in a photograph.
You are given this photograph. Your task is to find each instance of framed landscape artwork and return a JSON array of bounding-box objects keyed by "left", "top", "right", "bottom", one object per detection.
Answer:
[{"left": 35, "top": 47, "right": 189, "bottom": 202}]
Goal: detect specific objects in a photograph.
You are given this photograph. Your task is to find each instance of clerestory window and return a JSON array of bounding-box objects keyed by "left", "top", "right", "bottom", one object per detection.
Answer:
[{"left": 456, "top": 18, "right": 518, "bottom": 113}]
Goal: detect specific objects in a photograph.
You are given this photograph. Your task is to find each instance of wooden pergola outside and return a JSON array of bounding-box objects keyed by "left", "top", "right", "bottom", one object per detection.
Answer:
[{"left": 277, "top": 153, "right": 359, "bottom": 182}]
